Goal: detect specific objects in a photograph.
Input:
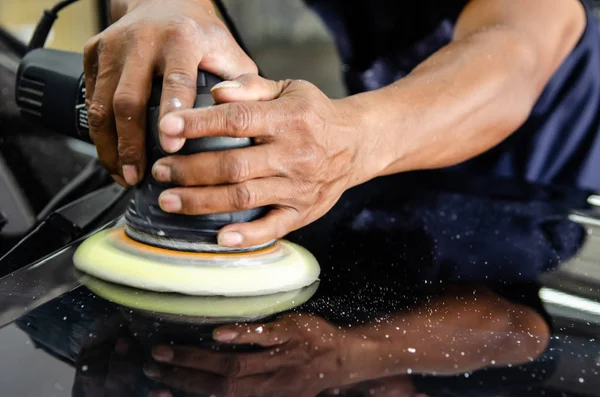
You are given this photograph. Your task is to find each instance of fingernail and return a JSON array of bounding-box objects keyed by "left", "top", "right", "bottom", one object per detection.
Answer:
[
  {"left": 123, "top": 165, "right": 139, "bottom": 185},
  {"left": 152, "top": 345, "right": 174, "bottom": 362},
  {"left": 214, "top": 330, "right": 239, "bottom": 342},
  {"left": 159, "top": 193, "right": 182, "bottom": 212},
  {"left": 143, "top": 363, "right": 161, "bottom": 378},
  {"left": 161, "top": 136, "right": 186, "bottom": 153},
  {"left": 152, "top": 163, "right": 172, "bottom": 182},
  {"left": 160, "top": 114, "right": 184, "bottom": 135},
  {"left": 218, "top": 231, "right": 243, "bottom": 247},
  {"left": 211, "top": 80, "right": 243, "bottom": 91}
]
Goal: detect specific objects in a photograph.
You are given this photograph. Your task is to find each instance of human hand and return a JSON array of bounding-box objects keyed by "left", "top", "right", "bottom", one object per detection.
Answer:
[
  {"left": 143, "top": 313, "right": 350, "bottom": 397},
  {"left": 152, "top": 74, "right": 381, "bottom": 248},
  {"left": 83, "top": 0, "right": 257, "bottom": 186}
]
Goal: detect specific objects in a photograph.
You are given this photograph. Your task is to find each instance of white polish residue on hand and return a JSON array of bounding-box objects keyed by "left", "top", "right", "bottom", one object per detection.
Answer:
[{"left": 167, "top": 98, "right": 183, "bottom": 110}]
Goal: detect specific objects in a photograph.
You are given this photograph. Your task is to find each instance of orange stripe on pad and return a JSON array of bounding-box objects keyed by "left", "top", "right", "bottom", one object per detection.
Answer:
[{"left": 109, "top": 226, "right": 279, "bottom": 259}]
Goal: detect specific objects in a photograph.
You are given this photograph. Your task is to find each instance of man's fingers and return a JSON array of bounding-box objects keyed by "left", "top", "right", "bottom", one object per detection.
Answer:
[
  {"left": 217, "top": 207, "right": 300, "bottom": 248},
  {"left": 158, "top": 51, "right": 202, "bottom": 153},
  {"left": 159, "top": 101, "right": 283, "bottom": 139},
  {"left": 152, "top": 146, "right": 278, "bottom": 186},
  {"left": 151, "top": 345, "right": 283, "bottom": 377},
  {"left": 211, "top": 74, "right": 288, "bottom": 104},
  {"left": 159, "top": 52, "right": 200, "bottom": 119},
  {"left": 200, "top": 23, "right": 258, "bottom": 80},
  {"left": 213, "top": 319, "right": 294, "bottom": 347},
  {"left": 87, "top": 53, "right": 121, "bottom": 178},
  {"left": 144, "top": 363, "right": 264, "bottom": 397},
  {"left": 113, "top": 59, "right": 154, "bottom": 185},
  {"left": 157, "top": 178, "right": 289, "bottom": 215}
]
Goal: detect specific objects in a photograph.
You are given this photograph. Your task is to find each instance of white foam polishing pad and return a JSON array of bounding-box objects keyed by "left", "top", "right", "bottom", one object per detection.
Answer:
[
  {"left": 82, "top": 275, "right": 319, "bottom": 321},
  {"left": 73, "top": 226, "right": 320, "bottom": 296}
]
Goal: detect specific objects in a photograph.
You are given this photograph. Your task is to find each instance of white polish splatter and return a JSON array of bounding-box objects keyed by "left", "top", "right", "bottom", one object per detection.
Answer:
[{"left": 167, "top": 98, "right": 183, "bottom": 109}]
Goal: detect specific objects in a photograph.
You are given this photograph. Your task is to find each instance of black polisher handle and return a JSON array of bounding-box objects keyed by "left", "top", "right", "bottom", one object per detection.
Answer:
[
  {"left": 16, "top": 48, "right": 89, "bottom": 142},
  {"left": 124, "top": 70, "right": 268, "bottom": 244}
]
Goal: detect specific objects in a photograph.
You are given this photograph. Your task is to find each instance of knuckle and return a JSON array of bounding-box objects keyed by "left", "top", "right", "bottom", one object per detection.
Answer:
[
  {"left": 229, "top": 183, "right": 255, "bottom": 211},
  {"left": 267, "top": 103, "right": 289, "bottom": 138},
  {"left": 222, "top": 153, "right": 250, "bottom": 183},
  {"left": 83, "top": 36, "right": 99, "bottom": 59},
  {"left": 226, "top": 104, "right": 254, "bottom": 134},
  {"left": 117, "top": 138, "right": 142, "bottom": 162},
  {"left": 167, "top": 17, "right": 200, "bottom": 44},
  {"left": 95, "top": 33, "right": 113, "bottom": 55},
  {"left": 126, "top": 23, "right": 155, "bottom": 42},
  {"left": 87, "top": 103, "right": 110, "bottom": 130},
  {"left": 168, "top": 160, "right": 189, "bottom": 185},
  {"left": 83, "top": 40, "right": 94, "bottom": 56},
  {"left": 243, "top": 59, "right": 259, "bottom": 75},
  {"left": 223, "top": 356, "right": 242, "bottom": 376},
  {"left": 179, "top": 192, "right": 198, "bottom": 214},
  {"left": 205, "top": 22, "right": 228, "bottom": 39},
  {"left": 294, "top": 144, "right": 322, "bottom": 172},
  {"left": 113, "top": 92, "right": 144, "bottom": 119},
  {"left": 294, "top": 79, "right": 313, "bottom": 89},
  {"left": 163, "top": 69, "right": 196, "bottom": 91},
  {"left": 296, "top": 104, "right": 318, "bottom": 130}
]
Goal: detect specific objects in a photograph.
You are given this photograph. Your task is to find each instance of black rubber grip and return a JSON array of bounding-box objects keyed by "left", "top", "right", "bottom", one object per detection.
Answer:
[{"left": 124, "top": 71, "right": 268, "bottom": 244}]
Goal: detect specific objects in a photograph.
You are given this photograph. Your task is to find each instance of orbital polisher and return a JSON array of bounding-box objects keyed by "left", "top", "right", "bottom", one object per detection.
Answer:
[{"left": 16, "top": 49, "right": 319, "bottom": 297}]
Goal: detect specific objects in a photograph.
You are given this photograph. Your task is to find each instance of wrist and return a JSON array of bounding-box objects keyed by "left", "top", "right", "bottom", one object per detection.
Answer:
[
  {"left": 108, "top": 0, "right": 127, "bottom": 22},
  {"left": 334, "top": 94, "right": 400, "bottom": 189},
  {"left": 336, "top": 330, "right": 389, "bottom": 385},
  {"left": 110, "top": 0, "right": 215, "bottom": 22}
]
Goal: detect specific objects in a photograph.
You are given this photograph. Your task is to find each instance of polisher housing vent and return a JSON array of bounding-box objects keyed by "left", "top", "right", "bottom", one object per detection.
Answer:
[{"left": 16, "top": 74, "right": 44, "bottom": 118}]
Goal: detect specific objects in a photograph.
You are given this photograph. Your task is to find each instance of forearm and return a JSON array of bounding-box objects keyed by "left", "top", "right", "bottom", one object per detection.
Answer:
[
  {"left": 108, "top": 0, "right": 215, "bottom": 22},
  {"left": 340, "top": 288, "right": 550, "bottom": 382},
  {"left": 344, "top": 0, "right": 585, "bottom": 181},
  {"left": 352, "top": 28, "right": 543, "bottom": 177}
]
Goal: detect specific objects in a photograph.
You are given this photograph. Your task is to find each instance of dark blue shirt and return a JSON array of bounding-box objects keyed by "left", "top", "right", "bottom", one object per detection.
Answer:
[{"left": 304, "top": 0, "right": 600, "bottom": 191}]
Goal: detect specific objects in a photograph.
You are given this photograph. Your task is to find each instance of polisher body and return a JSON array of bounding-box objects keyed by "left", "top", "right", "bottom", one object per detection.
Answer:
[{"left": 73, "top": 70, "right": 320, "bottom": 296}]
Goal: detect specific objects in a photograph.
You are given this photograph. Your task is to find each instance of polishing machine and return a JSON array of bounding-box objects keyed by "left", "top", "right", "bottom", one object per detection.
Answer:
[{"left": 14, "top": 0, "right": 320, "bottom": 296}]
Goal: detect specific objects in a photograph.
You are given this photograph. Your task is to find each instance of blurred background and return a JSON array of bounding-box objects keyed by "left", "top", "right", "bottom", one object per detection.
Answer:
[{"left": 0, "top": 0, "right": 346, "bottom": 97}]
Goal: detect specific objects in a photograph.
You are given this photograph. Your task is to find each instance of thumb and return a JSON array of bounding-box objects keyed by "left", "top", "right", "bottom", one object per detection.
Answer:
[{"left": 211, "top": 74, "right": 289, "bottom": 103}]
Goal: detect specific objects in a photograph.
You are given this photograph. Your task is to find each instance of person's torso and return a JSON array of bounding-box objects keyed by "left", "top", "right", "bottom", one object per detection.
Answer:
[{"left": 304, "top": 0, "right": 600, "bottom": 192}]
